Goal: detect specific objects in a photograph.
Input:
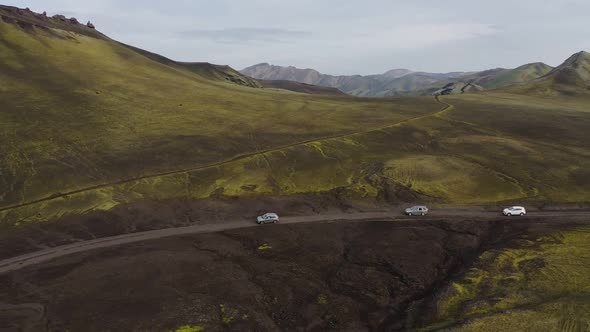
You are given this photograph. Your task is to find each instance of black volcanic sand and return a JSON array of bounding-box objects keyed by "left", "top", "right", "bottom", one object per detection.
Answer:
[{"left": 1, "top": 217, "right": 588, "bottom": 332}]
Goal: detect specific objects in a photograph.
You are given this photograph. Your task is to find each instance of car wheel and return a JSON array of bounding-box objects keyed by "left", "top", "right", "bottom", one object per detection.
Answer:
[
  {"left": 520, "top": 213, "right": 524, "bottom": 216},
  {"left": 507, "top": 213, "right": 512, "bottom": 216},
  {"left": 421, "top": 212, "right": 425, "bottom": 216},
  {"left": 273, "top": 220, "right": 277, "bottom": 224}
]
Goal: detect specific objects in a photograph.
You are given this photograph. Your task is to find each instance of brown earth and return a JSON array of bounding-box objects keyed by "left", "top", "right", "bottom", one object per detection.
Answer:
[{"left": 1, "top": 215, "right": 589, "bottom": 332}]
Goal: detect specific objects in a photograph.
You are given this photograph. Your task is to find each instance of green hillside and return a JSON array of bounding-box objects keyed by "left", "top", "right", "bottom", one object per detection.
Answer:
[
  {"left": 0, "top": 9, "right": 438, "bottom": 222},
  {"left": 1, "top": 6, "right": 590, "bottom": 227},
  {"left": 488, "top": 62, "right": 554, "bottom": 88},
  {"left": 416, "top": 63, "right": 554, "bottom": 96},
  {"left": 508, "top": 51, "right": 590, "bottom": 96}
]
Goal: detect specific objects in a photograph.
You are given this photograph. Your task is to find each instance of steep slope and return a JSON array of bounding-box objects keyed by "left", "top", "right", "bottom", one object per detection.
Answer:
[
  {"left": 241, "top": 63, "right": 470, "bottom": 96},
  {"left": 120, "top": 43, "right": 262, "bottom": 88},
  {"left": 0, "top": 5, "right": 261, "bottom": 89},
  {"left": 177, "top": 62, "right": 262, "bottom": 87}
]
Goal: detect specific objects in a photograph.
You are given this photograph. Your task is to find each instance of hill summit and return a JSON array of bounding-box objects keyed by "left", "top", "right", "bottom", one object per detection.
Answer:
[
  {"left": 505, "top": 50, "right": 590, "bottom": 95},
  {"left": 545, "top": 50, "right": 590, "bottom": 85}
]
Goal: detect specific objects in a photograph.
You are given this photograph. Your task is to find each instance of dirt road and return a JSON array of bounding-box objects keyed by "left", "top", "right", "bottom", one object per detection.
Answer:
[{"left": 1, "top": 209, "right": 588, "bottom": 275}]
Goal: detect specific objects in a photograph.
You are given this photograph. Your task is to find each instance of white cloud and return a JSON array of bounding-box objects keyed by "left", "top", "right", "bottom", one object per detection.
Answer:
[
  {"left": 179, "top": 28, "right": 310, "bottom": 43},
  {"left": 381, "top": 23, "right": 498, "bottom": 49}
]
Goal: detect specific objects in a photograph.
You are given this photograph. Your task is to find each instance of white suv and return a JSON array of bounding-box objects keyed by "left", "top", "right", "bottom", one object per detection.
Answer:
[
  {"left": 405, "top": 206, "right": 429, "bottom": 216},
  {"left": 503, "top": 206, "right": 526, "bottom": 216},
  {"left": 257, "top": 213, "right": 279, "bottom": 224}
]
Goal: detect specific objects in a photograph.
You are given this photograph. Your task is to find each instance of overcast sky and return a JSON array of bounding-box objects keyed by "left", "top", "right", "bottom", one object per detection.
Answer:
[{"left": 5, "top": 0, "right": 590, "bottom": 75}]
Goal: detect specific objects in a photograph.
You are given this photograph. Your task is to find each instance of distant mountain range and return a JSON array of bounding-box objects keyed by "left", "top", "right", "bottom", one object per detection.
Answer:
[
  {"left": 241, "top": 63, "right": 470, "bottom": 96},
  {"left": 241, "top": 61, "right": 562, "bottom": 96}
]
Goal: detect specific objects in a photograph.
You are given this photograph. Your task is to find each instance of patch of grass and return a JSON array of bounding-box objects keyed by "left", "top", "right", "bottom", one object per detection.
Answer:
[
  {"left": 219, "top": 304, "right": 238, "bottom": 325},
  {"left": 382, "top": 155, "right": 524, "bottom": 202},
  {"left": 258, "top": 244, "right": 272, "bottom": 250},
  {"left": 317, "top": 294, "right": 329, "bottom": 305},
  {"left": 173, "top": 325, "right": 205, "bottom": 332}
]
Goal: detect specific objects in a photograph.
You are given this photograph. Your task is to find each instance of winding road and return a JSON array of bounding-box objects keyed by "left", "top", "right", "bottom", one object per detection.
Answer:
[
  {"left": 4, "top": 95, "right": 585, "bottom": 275},
  {"left": 1, "top": 209, "right": 589, "bottom": 275}
]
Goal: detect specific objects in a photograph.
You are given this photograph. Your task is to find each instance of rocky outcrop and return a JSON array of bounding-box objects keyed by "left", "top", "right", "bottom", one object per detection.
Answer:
[{"left": 0, "top": 5, "right": 103, "bottom": 39}]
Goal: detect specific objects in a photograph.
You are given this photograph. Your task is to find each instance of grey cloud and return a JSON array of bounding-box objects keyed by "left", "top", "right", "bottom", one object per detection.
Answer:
[
  {"left": 179, "top": 28, "right": 310, "bottom": 43},
  {"left": 2, "top": 0, "right": 589, "bottom": 74}
]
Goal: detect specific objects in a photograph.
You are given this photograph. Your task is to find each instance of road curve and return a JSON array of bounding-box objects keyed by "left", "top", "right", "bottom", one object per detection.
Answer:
[{"left": 1, "top": 209, "right": 588, "bottom": 275}]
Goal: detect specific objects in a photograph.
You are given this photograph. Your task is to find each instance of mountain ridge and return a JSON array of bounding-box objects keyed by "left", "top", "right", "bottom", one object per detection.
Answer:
[
  {"left": 241, "top": 62, "right": 471, "bottom": 96},
  {"left": 241, "top": 61, "right": 568, "bottom": 96},
  {"left": 413, "top": 62, "right": 555, "bottom": 96}
]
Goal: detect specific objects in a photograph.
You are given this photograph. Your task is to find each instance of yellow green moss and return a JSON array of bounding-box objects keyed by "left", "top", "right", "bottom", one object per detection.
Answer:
[{"left": 258, "top": 244, "right": 272, "bottom": 250}]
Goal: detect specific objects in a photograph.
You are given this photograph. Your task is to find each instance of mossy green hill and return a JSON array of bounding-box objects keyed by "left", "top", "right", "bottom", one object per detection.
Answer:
[
  {"left": 0, "top": 7, "right": 438, "bottom": 220},
  {"left": 1, "top": 5, "right": 590, "bottom": 225},
  {"left": 416, "top": 62, "right": 554, "bottom": 96},
  {"left": 509, "top": 51, "right": 590, "bottom": 96}
]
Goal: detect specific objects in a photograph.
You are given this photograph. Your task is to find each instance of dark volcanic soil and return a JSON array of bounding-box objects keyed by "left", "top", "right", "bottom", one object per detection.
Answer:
[
  {"left": 2, "top": 217, "right": 587, "bottom": 332},
  {"left": 0, "top": 185, "right": 425, "bottom": 260}
]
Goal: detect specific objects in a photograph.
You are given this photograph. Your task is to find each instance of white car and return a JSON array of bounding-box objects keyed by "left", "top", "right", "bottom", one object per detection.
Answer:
[
  {"left": 503, "top": 206, "right": 526, "bottom": 216},
  {"left": 405, "top": 206, "right": 429, "bottom": 216},
  {"left": 257, "top": 213, "right": 279, "bottom": 224}
]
